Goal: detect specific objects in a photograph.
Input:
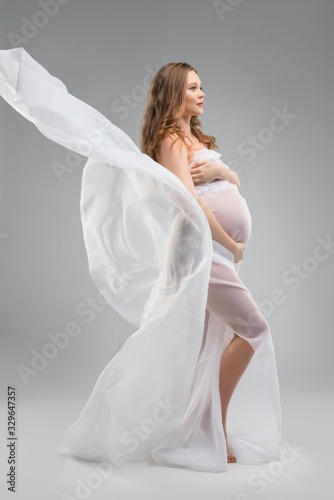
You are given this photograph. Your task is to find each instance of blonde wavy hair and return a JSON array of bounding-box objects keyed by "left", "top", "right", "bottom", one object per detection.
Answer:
[{"left": 140, "top": 62, "right": 217, "bottom": 162}]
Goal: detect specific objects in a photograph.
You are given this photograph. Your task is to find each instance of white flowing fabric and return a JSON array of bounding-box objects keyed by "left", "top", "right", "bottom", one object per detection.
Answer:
[{"left": 0, "top": 48, "right": 282, "bottom": 472}]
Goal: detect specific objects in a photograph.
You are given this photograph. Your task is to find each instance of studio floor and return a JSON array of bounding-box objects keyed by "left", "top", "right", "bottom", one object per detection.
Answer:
[{"left": 0, "top": 389, "right": 332, "bottom": 500}]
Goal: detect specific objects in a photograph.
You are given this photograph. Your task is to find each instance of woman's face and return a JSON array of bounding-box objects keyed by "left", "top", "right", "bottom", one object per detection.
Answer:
[{"left": 183, "top": 70, "right": 205, "bottom": 118}]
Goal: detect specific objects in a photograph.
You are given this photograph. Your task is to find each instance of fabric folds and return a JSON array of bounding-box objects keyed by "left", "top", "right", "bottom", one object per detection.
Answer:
[{"left": 0, "top": 48, "right": 282, "bottom": 472}]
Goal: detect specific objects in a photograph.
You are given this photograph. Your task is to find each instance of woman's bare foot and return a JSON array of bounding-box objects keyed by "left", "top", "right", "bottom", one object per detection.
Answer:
[
  {"left": 227, "top": 447, "right": 236, "bottom": 464},
  {"left": 219, "top": 334, "right": 254, "bottom": 464},
  {"left": 223, "top": 424, "right": 236, "bottom": 463}
]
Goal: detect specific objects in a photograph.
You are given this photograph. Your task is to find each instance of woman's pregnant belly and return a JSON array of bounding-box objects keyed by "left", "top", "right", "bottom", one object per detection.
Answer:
[{"left": 197, "top": 183, "right": 252, "bottom": 245}]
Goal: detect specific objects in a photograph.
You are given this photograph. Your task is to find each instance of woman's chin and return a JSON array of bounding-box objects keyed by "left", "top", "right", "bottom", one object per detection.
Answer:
[{"left": 192, "top": 109, "right": 204, "bottom": 117}]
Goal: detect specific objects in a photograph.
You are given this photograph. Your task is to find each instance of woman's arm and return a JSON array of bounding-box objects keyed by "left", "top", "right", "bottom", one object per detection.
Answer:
[
  {"left": 215, "top": 163, "right": 241, "bottom": 188},
  {"left": 158, "top": 137, "right": 245, "bottom": 262},
  {"left": 190, "top": 160, "right": 240, "bottom": 188}
]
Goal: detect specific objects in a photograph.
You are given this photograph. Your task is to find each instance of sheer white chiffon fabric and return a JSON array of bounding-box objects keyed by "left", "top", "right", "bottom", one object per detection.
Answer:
[{"left": 0, "top": 48, "right": 282, "bottom": 472}]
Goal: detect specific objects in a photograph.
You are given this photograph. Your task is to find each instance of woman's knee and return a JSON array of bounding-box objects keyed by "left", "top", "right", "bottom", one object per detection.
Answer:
[{"left": 234, "top": 308, "right": 269, "bottom": 339}]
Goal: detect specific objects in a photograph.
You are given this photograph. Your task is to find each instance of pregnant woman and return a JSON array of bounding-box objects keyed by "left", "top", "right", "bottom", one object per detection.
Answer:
[
  {"left": 141, "top": 63, "right": 275, "bottom": 463},
  {"left": 0, "top": 48, "right": 282, "bottom": 472}
]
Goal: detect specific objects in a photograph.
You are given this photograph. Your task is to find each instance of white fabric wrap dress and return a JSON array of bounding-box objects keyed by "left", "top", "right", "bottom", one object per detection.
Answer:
[{"left": 0, "top": 48, "right": 282, "bottom": 472}]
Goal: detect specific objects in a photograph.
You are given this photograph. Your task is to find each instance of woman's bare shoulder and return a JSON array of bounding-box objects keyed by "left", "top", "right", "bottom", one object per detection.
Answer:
[
  {"left": 160, "top": 133, "right": 188, "bottom": 158},
  {"left": 157, "top": 135, "right": 190, "bottom": 168}
]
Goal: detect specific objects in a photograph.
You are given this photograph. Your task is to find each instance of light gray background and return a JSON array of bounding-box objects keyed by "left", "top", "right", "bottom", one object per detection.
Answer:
[{"left": 0, "top": 0, "right": 333, "bottom": 499}]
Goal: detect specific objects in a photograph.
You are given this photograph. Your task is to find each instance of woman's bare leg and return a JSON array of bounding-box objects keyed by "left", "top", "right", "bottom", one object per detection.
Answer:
[
  {"left": 219, "top": 334, "right": 254, "bottom": 462},
  {"left": 206, "top": 262, "right": 270, "bottom": 463}
]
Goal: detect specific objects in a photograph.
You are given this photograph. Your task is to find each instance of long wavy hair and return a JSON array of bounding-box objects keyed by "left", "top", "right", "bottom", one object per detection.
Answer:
[{"left": 140, "top": 62, "right": 217, "bottom": 162}]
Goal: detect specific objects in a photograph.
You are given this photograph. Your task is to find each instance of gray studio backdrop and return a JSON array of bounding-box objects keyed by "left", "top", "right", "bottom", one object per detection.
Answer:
[
  {"left": 0, "top": 2, "right": 333, "bottom": 495},
  {"left": 1, "top": 0, "right": 333, "bottom": 398}
]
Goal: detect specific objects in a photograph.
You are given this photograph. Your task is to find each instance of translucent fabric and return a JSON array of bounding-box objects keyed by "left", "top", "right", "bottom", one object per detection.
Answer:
[{"left": 0, "top": 48, "right": 282, "bottom": 472}]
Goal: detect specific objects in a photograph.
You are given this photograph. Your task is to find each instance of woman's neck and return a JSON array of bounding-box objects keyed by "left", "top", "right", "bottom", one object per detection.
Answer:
[{"left": 176, "top": 115, "right": 192, "bottom": 136}]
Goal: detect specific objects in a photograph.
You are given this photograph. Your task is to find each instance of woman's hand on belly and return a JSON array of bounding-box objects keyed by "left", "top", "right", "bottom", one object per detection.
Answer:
[{"left": 233, "top": 242, "right": 246, "bottom": 263}]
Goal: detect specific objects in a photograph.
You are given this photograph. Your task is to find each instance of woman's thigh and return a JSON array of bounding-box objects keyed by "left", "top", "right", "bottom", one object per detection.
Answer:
[{"left": 206, "top": 261, "right": 269, "bottom": 348}]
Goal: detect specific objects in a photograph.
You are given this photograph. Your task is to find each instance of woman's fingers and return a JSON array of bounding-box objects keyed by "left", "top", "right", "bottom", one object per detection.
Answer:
[{"left": 190, "top": 160, "right": 217, "bottom": 183}]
